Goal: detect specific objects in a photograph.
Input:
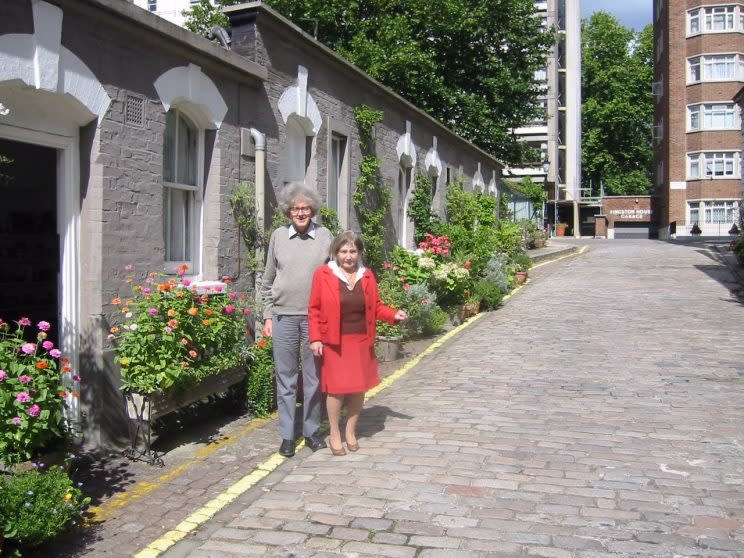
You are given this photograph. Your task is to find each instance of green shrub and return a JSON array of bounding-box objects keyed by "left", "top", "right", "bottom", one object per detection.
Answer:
[
  {"left": 403, "top": 284, "right": 446, "bottom": 338},
  {"left": 474, "top": 279, "right": 504, "bottom": 310},
  {"left": 319, "top": 206, "right": 341, "bottom": 236},
  {"left": 481, "top": 255, "right": 510, "bottom": 294},
  {"left": 0, "top": 466, "right": 89, "bottom": 551},
  {"left": 376, "top": 270, "right": 405, "bottom": 338},
  {"left": 245, "top": 338, "right": 275, "bottom": 417},
  {"left": 512, "top": 250, "right": 532, "bottom": 271}
]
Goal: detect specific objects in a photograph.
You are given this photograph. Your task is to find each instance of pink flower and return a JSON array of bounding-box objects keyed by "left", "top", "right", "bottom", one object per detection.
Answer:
[
  {"left": 145, "top": 277, "right": 154, "bottom": 283},
  {"left": 49, "top": 349, "right": 62, "bottom": 358},
  {"left": 107, "top": 334, "right": 116, "bottom": 342},
  {"left": 164, "top": 326, "right": 172, "bottom": 334},
  {"left": 18, "top": 375, "right": 31, "bottom": 383},
  {"left": 124, "top": 264, "right": 134, "bottom": 271},
  {"left": 16, "top": 392, "right": 30, "bottom": 403},
  {"left": 229, "top": 292, "right": 237, "bottom": 300},
  {"left": 224, "top": 305, "right": 235, "bottom": 314},
  {"left": 0, "top": 370, "right": 6, "bottom": 381},
  {"left": 21, "top": 343, "right": 36, "bottom": 355},
  {"left": 422, "top": 298, "right": 430, "bottom": 305},
  {"left": 28, "top": 404, "right": 41, "bottom": 417},
  {"left": 42, "top": 340, "right": 54, "bottom": 350},
  {"left": 18, "top": 317, "right": 32, "bottom": 327},
  {"left": 214, "top": 286, "right": 223, "bottom": 293},
  {"left": 12, "top": 416, "right": 22, "bottom": 425},
  {"left": 72, "top": 375, "right": 81, "bottom": 382},
  {"left": 242, "top": 308, "right": 251, "bottom": 315},
  {"left": 402, "top": 284, "right": 410, "bottom": 292},
  {"left": 148, "top": 307, "right": 158, "bottom": 315},
  {"left": 384, "top": 263, "right": 392, "bottom": 269},
  {"left": 142, "top": 287, "right": 151, "bottom": 294},
  {"left": 37, "top": 321, "right": 51, "bottom": 331},
  {"left": 182, "top": 279, "right": 191, "bottom": 286}
]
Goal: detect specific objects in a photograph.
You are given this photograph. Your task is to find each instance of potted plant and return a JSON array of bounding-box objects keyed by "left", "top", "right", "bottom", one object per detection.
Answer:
[
  {"left": 108, "top": 265, "right": 251, "bottom": 430},
  {"left": 514, "top": 263, "right": 528, "bottom": 285},
  {"left": 556, "top": 222, "right": 568, "bottom": 237},
  {"left": 0, "top": 317, "right": 73, "bottom": 470},
  {"left": 0, "top": 465, "right": 89, "bottom": 554},
  {"left": 375, "top": 321, "right": 404, "bottom": 362},
  {"left": 690, "top": 222, "right": 702, "bottom": 235}
]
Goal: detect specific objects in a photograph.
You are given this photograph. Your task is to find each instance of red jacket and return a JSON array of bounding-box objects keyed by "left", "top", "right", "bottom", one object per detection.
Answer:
[{"left": 308, "top": 265, "right": 397, "bottom": 345}]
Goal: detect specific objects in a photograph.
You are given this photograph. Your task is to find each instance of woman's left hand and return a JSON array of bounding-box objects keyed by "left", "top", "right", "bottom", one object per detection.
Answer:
[{"left": 394, "top": 309, "right": 408, "bottom": 322}]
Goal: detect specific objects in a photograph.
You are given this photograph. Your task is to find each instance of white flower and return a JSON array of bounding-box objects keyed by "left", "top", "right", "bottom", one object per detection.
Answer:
[
  {"left": 122, "top": 324, "right": 130, "bottom": 330},
  {"left": 453, "top": 267, "right": 470, "bottom": 279},
  {"left": 130, "top": 323, "right": 139, "bottom": 331},
  {"left": 417, "top": 257, "right": 436, "bottom": 269},
  {"left": 125, "top": 312, "right": 133, "bottom": 318}
]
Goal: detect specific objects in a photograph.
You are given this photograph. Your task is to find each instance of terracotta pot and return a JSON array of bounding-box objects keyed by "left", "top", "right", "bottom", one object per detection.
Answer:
[
  {"left": 515, "top": 271, "right": 528, "bottom": 284},
  {"left": 556, "top": 224, "right": 567, "bottom": 237}
]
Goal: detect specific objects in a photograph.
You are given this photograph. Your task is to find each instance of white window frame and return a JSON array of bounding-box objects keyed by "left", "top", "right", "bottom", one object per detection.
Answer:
[
  {"left": 688, "top": 199, "right": 740, "bottom": 224},
  {"left": 326, "top": 125, "right": 350, "bottom": 229},
  {"left": 687, "top": 151, "right": 739, "bottom": 179},
  {"left": 687, "top": 4, "right": 744, "bottom": 35},
  {"left": 687, "top": 53, "right": 744, "bottom": 83},
  {"left": 163, "top": 108, "right": 203, "bottom": 275},
  {"left": 687, "top": 102, "right": 739, "bottom": 131}
]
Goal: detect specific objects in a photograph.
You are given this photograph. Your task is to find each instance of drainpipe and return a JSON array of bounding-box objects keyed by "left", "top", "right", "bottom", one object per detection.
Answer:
[{"left": 249, "top": 128, "right": 266, "bottom": 336}]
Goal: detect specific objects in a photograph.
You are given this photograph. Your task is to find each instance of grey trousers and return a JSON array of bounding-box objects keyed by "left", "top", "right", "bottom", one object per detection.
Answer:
[{"left": 271, "top": 314, "right": 322, "bottom": 440}]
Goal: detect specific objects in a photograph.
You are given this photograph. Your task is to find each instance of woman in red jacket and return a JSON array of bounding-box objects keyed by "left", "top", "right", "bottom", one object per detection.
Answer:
[{"left": 309, "top": 231, "right": 407, "bottom": 456}]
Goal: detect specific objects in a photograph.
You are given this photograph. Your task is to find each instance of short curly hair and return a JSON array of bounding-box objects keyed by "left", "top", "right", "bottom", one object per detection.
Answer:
[{"left": 277, "top": 182, "right": 321, "bottom": 217}]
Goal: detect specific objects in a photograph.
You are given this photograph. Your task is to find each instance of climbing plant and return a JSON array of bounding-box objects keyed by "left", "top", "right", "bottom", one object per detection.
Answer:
[
  {"left": 228, "top": 181, "right": 265, "bottom": 272},
  {"left": 353, "top": 105, "right": 389, "bottom": 274},
  {"left": 408, "top": 170, "right": 440, "bottom": 244}
]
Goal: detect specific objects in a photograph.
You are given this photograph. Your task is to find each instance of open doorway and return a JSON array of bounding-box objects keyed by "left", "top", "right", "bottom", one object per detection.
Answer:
[{"left": 0, "top": 139, "right": 59, "bottom": 341}]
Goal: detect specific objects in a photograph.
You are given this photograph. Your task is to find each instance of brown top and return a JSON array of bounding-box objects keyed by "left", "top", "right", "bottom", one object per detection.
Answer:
[{"left": 339, "top": 278, "right": 366, "bottom": 334}]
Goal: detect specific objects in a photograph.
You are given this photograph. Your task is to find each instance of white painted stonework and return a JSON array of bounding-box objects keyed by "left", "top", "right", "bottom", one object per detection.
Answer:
[
  {"left": 472, "top": 162, "right": 485, "bottom": 191},
  {"left": 278, "top": 65, "right": 322, "bottom": 135},
  {"left": 396, "top": 121, "right": 417, "bottom": 169},
  {"left": 154, "top": 63, "right": 227, "bottom": 129},
  {"left": 424, "top": 136, "right": 442, "bottom": 178},
  {"left": 0, "top": 0, "right": 111, "bottom": 126}
]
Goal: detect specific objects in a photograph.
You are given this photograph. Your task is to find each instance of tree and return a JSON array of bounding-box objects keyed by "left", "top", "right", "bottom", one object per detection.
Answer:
[
  {"left": 184, "top": 0, "right": 554, "bottom": 164},
  {"left": 582, "top": 13, "right": 653, "bottom": 196}
]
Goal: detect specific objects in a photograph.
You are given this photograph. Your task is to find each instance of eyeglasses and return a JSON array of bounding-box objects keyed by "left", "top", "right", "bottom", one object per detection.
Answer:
[{"left": 289, "top": 207, "right": 312, "bottom": 215}]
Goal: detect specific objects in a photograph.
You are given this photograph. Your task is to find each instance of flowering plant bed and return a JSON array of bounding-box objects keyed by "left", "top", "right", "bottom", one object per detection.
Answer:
[
  {"left": 108, "top": 265, "right": 251, "bottom": 396},
  {"left": 0, "top": 318, "right": 73, "bottom": 468}
]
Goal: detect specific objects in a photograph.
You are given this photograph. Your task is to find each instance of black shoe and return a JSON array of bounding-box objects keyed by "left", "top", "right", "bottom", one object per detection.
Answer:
[
  {"left": 279, "top": 439, "right": 295, "bottom": 457},
  {"left": 304, "top": 435, "right": 327, "bottom": 452}
]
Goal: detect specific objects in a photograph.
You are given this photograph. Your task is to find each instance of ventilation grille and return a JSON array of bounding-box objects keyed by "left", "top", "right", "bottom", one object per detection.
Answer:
[{"left": 125, "top": 95, "right": 145, "bottom": 127}]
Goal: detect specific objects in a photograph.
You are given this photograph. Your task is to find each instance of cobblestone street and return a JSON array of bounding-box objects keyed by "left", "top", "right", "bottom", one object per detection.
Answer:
[
  {"left": 149, "top": 239, "right": 744, "bottom": 557},
  {"left": 46, "top": 239, "right": 744, "bottom": 557}
]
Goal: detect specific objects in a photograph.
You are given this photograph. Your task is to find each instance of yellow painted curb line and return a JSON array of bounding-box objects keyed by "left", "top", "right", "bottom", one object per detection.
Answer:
[
  {"left": 531, "top": 245, "right": 588, "bottom": 269},
  {"left": 88, "top": 414, "right": 275, "bottom": 522}
]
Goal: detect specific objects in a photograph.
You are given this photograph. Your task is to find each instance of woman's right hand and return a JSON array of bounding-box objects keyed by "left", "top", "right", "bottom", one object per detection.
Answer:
[
  {"left": 310, "top": 341, "right": 323, "bottom": 357},
  {"left": 262, "top": 319, "right": 273, "bottom": 337}
]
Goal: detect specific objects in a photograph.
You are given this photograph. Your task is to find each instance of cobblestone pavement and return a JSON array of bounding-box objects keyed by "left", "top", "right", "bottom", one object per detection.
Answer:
[{"left": 158, "top": 239, "right": 744, "bottom": 558}]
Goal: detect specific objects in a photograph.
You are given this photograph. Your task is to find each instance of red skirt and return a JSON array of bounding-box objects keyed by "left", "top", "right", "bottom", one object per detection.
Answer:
[{"left": 321, "top": 333, "right": 379, "bottom": 394}]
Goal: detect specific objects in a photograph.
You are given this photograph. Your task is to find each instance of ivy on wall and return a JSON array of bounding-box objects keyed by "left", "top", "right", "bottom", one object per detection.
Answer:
[{"left": 352, "top": 105, "right": 389, "bottom": 274}]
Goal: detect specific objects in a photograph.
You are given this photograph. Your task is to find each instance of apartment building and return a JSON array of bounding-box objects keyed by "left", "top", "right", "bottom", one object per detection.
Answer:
[
  {"left": 653, "top": 0, "right": 743, "bottom": 238},
  {"left": 132, "top": 0, "right": 196, "bottom": 26},
  {"left": 508, "top": 0, "right": 582, "bottom": 236}
]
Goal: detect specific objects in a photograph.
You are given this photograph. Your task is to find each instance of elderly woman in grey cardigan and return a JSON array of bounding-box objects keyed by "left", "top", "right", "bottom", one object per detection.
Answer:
[{"left": 260, "top": 183, "right": 333, "bottom": 457}]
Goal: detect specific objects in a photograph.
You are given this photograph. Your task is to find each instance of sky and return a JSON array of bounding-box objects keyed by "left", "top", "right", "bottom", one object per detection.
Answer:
[{"left": 581, "top": 0, "right": 653, "bottom": 31}]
